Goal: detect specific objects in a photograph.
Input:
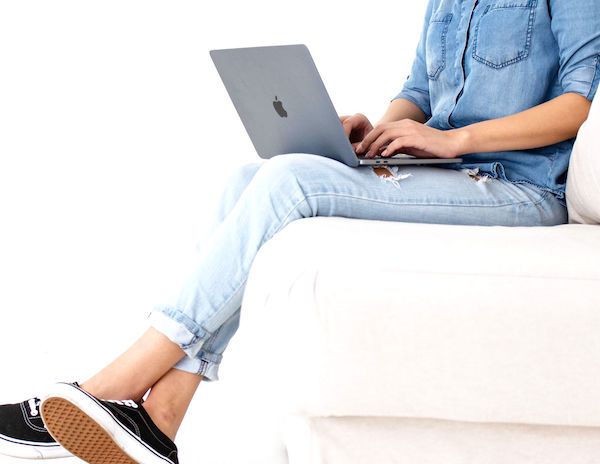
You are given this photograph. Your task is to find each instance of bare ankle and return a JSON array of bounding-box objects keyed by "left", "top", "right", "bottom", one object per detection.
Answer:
[{"left": 142, "top": 400, "right": 180, "bottom": 441}]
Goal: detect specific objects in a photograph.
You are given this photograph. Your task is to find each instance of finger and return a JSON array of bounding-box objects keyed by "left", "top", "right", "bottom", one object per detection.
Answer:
[
  {"left": 341, "top": 118, "right": 353, "bottom": 137},
  {"left": 380, "top": 137, "right": 415, "bottom": 157},
  {"left": 340, "top": 115, "right": 353, "bottom": 137},
  {"left": 382, "top": 138, "right": 433, "bottom": 158},
  {"left": 366, "top": 130, "right": 401, "bottom": 158},
  {"left": 356, "top": 124, "right": 386, "bottom": 154}
]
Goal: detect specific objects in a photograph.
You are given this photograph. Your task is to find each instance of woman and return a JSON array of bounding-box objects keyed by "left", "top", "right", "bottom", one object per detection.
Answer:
[{"left": 1, "top": 0, "right": 598, "bottom": 462}]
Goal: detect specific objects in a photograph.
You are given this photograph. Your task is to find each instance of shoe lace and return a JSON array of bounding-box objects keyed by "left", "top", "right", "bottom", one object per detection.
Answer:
[
  {"left": 105, "top": 399, "right": 138, "bottom": 408},
  {"left": 28, "top": 398, "right": 40, "bottom": 416}
]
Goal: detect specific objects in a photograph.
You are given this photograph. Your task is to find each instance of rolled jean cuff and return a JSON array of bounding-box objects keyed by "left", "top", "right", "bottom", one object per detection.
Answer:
[
  {"left": 147, "top": 306, "right": 210, "bottom": 359},
  {"left": 173, "top": 353, "right": 222, "bottom": 382}
]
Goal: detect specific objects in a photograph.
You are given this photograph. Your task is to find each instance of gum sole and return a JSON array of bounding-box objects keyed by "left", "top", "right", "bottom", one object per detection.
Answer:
[{"left": 41, "top": 397, "right": 137, "bottom": 464}]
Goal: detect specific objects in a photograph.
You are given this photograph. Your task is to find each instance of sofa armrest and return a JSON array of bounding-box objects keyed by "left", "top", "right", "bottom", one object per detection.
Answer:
[{"left": 567, "top": 95, "right": 600, "bottom": 224}]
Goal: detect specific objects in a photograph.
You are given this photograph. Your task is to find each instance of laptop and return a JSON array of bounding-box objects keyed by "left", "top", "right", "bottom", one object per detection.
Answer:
[{"left": 210, "top": 44, "right": 462, "bottom": 167}]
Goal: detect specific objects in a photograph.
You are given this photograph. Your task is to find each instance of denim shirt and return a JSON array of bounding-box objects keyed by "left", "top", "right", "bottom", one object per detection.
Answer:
[{"left": 395, "top": 0, "right": 600, "bottom": 202}]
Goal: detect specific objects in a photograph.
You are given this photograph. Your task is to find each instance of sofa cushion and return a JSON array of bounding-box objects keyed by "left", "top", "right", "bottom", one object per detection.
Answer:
[
  {"left": 567, "top": 96, "right": 600, "bottom": 224},
  {"left": 241, "top": 217, "right": 600, "bottom": 428}
]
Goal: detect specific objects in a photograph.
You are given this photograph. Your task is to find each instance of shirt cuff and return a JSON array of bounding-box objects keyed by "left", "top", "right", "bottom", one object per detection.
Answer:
[{"left": 562, "top": 56, "right": 600, "bottom": 101}]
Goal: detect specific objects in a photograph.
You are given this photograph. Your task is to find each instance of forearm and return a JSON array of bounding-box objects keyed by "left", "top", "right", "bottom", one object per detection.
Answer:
[
  {"left": 454, "top": 93, "right": 592, "bottom": 155},
  {"left": 377, "top": 98, "right": 427, "bottom": 125}
]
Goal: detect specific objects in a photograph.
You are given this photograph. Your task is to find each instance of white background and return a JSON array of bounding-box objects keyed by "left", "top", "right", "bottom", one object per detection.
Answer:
[{"left": 0, "top": 1, "right": 426, "bottom": 462}]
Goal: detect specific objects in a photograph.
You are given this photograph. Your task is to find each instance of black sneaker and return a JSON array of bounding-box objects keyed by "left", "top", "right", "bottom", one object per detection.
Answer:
[
  {"left": 40, "top": 382, "right": 179, "bottom": 464},
  {"left": 0, "top": 396, "right": 72, "bottom": 459}
]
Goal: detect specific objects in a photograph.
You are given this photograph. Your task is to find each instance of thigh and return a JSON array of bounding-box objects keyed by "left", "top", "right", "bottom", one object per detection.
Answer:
[{"left": 260, "top": 153, "right": 567, "bottom": 227}]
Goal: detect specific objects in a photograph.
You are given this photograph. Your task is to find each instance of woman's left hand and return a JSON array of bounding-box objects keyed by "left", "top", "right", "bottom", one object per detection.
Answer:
[{"left": 355, "top": 119, "right": 465, "bottom": 159}]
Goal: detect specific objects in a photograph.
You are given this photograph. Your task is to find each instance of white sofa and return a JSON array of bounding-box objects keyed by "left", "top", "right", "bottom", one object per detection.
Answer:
[{"left": 228, "top": 97, "right": 600, "bottom": 464}]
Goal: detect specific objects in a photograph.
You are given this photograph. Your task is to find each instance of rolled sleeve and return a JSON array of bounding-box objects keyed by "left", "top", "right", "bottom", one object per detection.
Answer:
[
  {"left": 393, "top": 0, "right": 433, "bottom": 119},
  {"left": 549, "top": 0, "right": 600, "bottom": 101}
]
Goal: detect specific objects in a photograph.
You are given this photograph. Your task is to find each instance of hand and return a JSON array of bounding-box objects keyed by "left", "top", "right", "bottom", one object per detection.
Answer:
[
  {"left": 355, "top": 119, "right": 465, "bottom": 159},
  {"left": 339, "top": 113, "right": 374, "bottom": 151}
]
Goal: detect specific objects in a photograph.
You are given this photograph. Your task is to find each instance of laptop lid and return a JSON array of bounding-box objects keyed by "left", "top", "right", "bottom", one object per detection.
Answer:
[{"left": 210, "top": 44, "right": 360, "bottom": 167}]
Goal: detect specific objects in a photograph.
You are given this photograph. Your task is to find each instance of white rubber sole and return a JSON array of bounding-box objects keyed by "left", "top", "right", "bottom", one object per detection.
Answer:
[
  {"left": 0, "top": 433, "right": 72, "bottom": 460},
  {"left": 40, "top": 383, "right": 173, "bottom": 464}
]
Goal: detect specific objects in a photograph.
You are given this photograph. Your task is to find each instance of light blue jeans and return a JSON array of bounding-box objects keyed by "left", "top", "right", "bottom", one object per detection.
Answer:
[{"left": 148, "top": 154, "right": 567, "bottom": 381}]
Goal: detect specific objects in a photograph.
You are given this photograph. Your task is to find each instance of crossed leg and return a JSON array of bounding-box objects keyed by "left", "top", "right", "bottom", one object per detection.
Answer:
[
  {"left": 80, "top": 327, "right": 199, "bottom": 441},
  {"left": 71, "top": 164, "right": 270, "bottom": 442}
]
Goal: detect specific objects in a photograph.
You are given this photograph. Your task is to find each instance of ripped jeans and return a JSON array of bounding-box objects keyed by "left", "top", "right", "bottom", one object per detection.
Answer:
[{"left": 148, "top": 153, "right": 568, "bottom": 381}]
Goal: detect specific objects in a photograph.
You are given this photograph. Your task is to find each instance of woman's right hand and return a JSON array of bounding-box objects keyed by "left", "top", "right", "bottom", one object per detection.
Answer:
[{"left": 340, "top": 113, "right": 374, "bottom": 152}]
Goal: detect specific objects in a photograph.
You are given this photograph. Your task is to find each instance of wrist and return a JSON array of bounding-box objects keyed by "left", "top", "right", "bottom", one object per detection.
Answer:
[{"left": 449, "top": 126, "right": 474, "bottom": 157}]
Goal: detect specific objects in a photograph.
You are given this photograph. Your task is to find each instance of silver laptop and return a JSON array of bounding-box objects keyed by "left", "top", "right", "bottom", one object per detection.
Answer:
[{"left": 210, "top": 44, "right": 462, "bottom": 167}]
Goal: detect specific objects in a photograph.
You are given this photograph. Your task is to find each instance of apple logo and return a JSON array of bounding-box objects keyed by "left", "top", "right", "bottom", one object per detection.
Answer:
[{"left": 273, "top": 96, "right": 288, "bottom": 118}]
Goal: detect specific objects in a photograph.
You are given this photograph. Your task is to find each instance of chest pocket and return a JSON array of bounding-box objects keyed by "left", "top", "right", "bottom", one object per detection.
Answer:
[
  {"left": 426, "top": 13, "right": 453, "bottom": 80},
  {"left": 472, "top": 1, "right": 537, "bottom": 69}
]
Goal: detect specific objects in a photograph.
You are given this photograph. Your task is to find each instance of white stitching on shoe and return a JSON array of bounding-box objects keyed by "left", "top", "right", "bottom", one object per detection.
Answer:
[{"left": 19, "top": 402, "right": 48, "bottom": 434}]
